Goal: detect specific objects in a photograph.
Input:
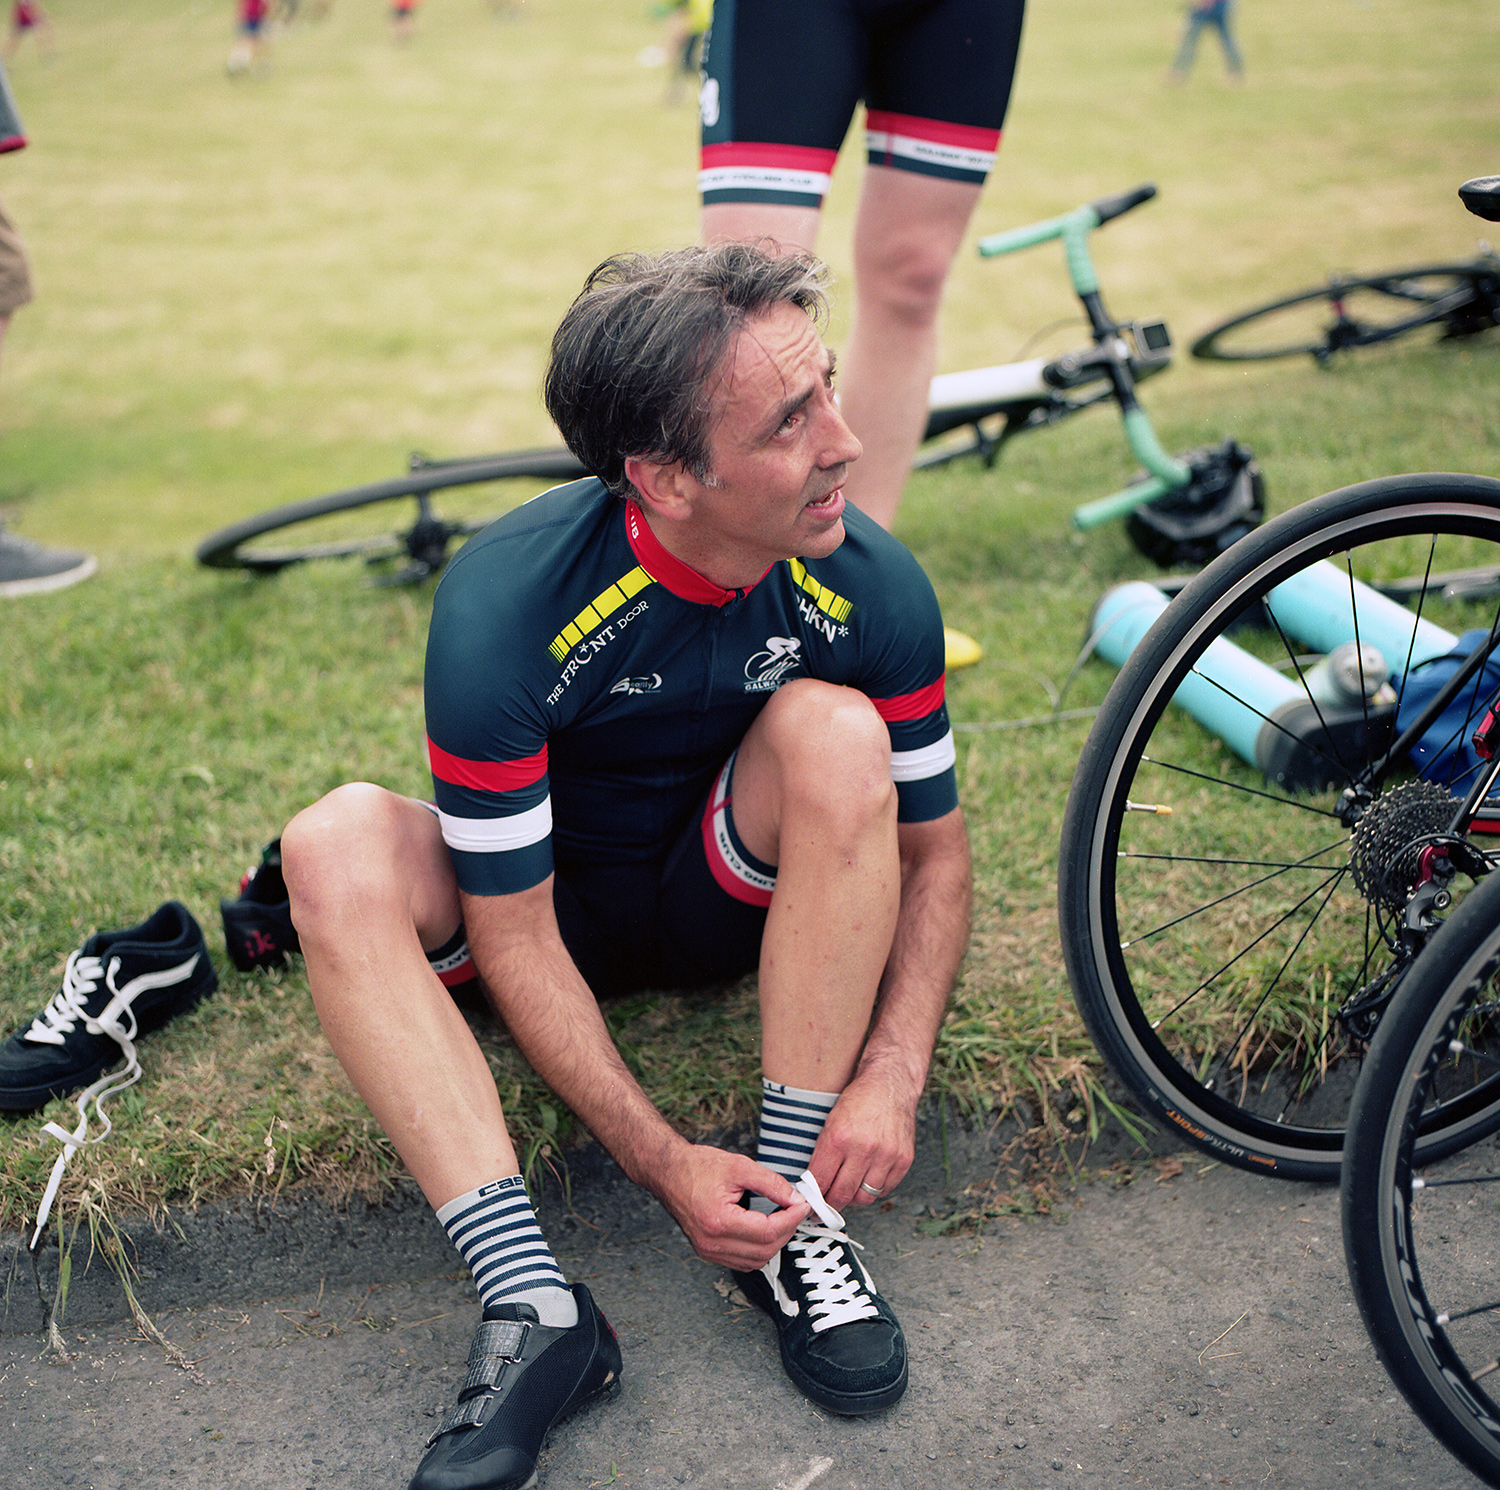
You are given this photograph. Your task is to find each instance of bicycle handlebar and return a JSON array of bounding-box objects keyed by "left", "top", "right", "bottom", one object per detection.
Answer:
[
  {"left": 1089, "top": 182, "right": 1157, "bottom": 226},
  {"left": 976, "top": 183, "right": 1157, "bottom": 297},
  {"left": 976, "top": 182, "right": 1156, "bottom": 260}
]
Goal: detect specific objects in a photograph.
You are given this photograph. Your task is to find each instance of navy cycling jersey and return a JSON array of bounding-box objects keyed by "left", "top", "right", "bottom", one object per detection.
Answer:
[{"left": 425, "top": 478, "right": 958, "bottom": 897}]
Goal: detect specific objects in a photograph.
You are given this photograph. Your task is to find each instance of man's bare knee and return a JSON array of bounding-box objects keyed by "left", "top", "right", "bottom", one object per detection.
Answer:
[
  {"left": 282, "top": 783, "right": 420, "bottom": 938},
  {"left": 759, "top": 681, "right": 894, "bottom": 817}
]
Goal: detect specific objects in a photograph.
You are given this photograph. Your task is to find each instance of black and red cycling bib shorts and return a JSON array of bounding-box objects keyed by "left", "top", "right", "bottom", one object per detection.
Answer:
[{"left": 699, "top": 0, "right": 1027, "bottom": 210}]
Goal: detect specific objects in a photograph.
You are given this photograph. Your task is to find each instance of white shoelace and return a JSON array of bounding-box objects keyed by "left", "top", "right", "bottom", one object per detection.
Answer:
[
  {"left": 27, "top": 950, "right": 193, "bottom": 1247},
  {"left": 779, "top": 1171, "right": 881, "bottom": 1333}
]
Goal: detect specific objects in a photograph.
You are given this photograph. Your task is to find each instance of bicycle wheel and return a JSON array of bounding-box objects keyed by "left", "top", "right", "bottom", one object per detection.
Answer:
[
  {"left": 1058, "top": 472, "right": 1500, "bottom": 1181},
  {"left": 196, "top": 447, "right": 588, "bottom": 578},
  {"left": 1342, "top": 868, "right": 1500, "bottom": 1487},
  {"left": 1191, "top": 263, "right": 1500, "bottom": 363}
]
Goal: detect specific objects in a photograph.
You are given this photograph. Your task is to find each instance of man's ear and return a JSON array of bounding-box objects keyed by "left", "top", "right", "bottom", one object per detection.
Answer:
[{"left": 624, "top": 455, "right": 696, "bottom": 524}]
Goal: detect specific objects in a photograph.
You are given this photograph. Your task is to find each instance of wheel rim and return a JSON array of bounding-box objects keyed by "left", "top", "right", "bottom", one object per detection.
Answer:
[
  {"left": 1088, "top": 498, "right": 1500, "bottom": 1161},
  {"left": 1381, "top": 948, "right": 1500, "bottom": 1467},
  {"left": 1197, "top": 271, "right": 1483, "bottom": 360}
]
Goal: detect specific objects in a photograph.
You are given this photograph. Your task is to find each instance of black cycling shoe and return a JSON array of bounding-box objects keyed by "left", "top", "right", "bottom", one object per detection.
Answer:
[
  {"left": 732, "top": 1174, "right": 907, "bottom": 1416},
  {"left": 409, "top": 1283, "right": 622, "bottom": 1490},
  {"left": 0, "top": 902, "right": 217, "bottom": 1112},
  {"left": 221, "top": 838, "right": 300, "bottom": 972}
]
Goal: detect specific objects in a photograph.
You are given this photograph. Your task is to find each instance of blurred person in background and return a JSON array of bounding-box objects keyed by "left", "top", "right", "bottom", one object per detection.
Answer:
[{"left": 0, "top": 54, "right": 94, "bottom": 597}]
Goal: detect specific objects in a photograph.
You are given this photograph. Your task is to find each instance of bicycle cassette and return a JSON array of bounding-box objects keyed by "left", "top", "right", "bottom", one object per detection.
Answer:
[{"left": 1349, "top": 778, "right": 1462, "bottom": 911}]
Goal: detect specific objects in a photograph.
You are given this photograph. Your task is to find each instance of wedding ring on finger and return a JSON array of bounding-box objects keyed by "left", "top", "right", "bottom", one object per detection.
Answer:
[{"left": 860, "top": 1181, "right": 883, "bottom": 1196}]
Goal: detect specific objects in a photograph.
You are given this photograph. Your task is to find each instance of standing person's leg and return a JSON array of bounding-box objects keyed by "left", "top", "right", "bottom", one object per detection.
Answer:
[
  {"left": 702, "top": 200, "right": 820, "bottom": 254},
  {"left": 836, "top": 167, "right": 983, "bottom": 531},
  {"left": 1214, "top": 0, "right": 1245, "bottom": 77},
  {"left": 1170, "top": 7, "right": 1206, "bottom": 79},
  {"left": 0, "top": 190, "right": 32, "bottom": 375}
]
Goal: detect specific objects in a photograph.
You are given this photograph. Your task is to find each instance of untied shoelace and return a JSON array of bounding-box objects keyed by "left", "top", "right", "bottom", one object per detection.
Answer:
[{"left": 27, "top": 950, "right": 155, "bottom": 1247}]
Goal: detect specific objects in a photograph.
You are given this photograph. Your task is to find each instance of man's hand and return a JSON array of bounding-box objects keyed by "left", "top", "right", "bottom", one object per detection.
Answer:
[
  {"left": 807, "top": 1064, "right": 918, "bottom": 1211},
  {"left": 653, "top": 1144, "right": 811, "bottom": 1271}
]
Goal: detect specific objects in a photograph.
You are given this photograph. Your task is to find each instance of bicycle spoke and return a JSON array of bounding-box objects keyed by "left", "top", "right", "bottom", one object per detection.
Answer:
[
  {"left": 1136, "top": 756, "right": 1337, "bottom": 817},
  {"left": 1120, "top": 841, "right": 1349, "bottom": 947}
]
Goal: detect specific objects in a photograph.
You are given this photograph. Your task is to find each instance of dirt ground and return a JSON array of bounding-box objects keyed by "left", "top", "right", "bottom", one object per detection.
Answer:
[{"left": 0, "top": 1119, "right": 1488, "bottom": 1490}]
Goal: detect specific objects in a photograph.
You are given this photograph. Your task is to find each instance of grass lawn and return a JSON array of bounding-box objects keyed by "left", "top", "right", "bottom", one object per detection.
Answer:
[{"left": 1, "top": 0, "right": 1498, "bottom": 1232}]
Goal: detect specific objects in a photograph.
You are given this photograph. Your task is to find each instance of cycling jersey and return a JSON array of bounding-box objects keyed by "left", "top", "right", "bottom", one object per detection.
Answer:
[
  {"left": 699, "top": 0, "right": 1026, "bottom": 210},
  {"left": 425, "top": 478, "right": 957, "bottom": 899}
]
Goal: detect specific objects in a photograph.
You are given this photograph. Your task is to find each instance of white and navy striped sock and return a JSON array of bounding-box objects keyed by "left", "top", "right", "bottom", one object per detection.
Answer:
[
  {"left": 750, "top": 1078, "right": 839, "bottom": 1213},
  {"left": 436, "top": 1175, "right": 577, "bottom": 1328}
]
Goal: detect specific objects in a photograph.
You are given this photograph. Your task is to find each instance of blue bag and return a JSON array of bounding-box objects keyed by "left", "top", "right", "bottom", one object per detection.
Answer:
[{"left": 1396, "top": 628, "right": 1500, "bottom": 784}]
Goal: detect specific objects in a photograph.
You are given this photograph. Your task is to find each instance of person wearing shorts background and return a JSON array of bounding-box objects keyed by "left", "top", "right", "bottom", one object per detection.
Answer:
[
  {"left": 0, "top": 52, "right": 96, "bottom": 597},
  {"left": 281, "top": 242, "right": 971, "bottom": 1490},
  {"left": 227, "top": 0, "right": 269, "bottom": 74},
  {"left": 699, "top": 0, "right": 1027, "bottom": 542},
  {"left": 5, "top": 1, "right": 52, "bottom": 59}
]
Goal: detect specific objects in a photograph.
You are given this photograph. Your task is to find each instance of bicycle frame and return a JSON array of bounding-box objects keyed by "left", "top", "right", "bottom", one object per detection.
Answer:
[{"left": 960, "top": 185, "right": 1192, "bottom": 529}]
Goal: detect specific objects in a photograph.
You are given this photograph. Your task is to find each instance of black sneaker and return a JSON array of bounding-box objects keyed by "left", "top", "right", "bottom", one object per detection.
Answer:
[
  {"left": 409, "top": 1283, "right": 622, "bottom": 1490},
  {"left": 0, "top": 902, "right": 217, "bottom": 1112},
  {"left": 731, "top": 1172, "right": 908, "bottom": 1416},
  {"left": 221, "top": 838, "right": 300, "bottom": 971},
  {"left": 0, "top": 526, "right": 97, "bottom": 598}
]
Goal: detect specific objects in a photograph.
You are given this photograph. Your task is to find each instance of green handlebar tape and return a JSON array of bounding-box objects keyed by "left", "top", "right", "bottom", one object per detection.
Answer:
[
  {"left": 977, "top": 204, "right": 1100, "bottom": 258},
  {"left": 1061, "top": 211, "right": 1101, "bottom": 295},
  {"left": 1122, "top": 407, "right": 1192, "bottom": 484},
  {"left": 977, "top": 204, "right": 1105, "bottom": 297},
  {"left": 1071, "top": 475, "right": 1172, "bottom": 531}
]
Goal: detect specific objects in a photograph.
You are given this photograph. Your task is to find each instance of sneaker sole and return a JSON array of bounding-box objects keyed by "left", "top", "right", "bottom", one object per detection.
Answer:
[{"left": 0, "top": 555, "right": 97, "bottom": 598}]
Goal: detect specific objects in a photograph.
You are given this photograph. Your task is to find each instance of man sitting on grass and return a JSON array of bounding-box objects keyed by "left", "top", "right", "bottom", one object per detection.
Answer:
[{"left": 281, "top": 241, "right": 971, "bottom": 1490}]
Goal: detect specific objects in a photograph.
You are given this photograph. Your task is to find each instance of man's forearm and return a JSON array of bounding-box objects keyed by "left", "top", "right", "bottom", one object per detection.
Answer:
[
  {"left": 857, "top": 808, "right": 972, "bottom": 1104},
  {"left": 460, "top": 885, "right": 689, "bottom": 1193}
]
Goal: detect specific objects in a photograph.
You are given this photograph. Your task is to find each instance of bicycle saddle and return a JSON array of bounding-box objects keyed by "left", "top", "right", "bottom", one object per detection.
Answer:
[{"left": 1458, "top": 176, "right": 1500, "bottom": 222}]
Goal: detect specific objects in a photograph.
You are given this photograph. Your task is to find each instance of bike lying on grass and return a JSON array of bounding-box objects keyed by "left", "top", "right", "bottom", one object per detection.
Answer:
[
  {"left": 196, "top": 184, "right": 1261, "bottom": 582},
  {"left": 1192, "top": 180, "right": 1500, "bottom": 364}
]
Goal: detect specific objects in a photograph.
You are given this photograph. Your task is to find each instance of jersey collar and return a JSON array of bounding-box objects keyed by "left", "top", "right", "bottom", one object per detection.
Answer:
[{"left": 624, "top": 499, "right": 771, "bottom": 607}]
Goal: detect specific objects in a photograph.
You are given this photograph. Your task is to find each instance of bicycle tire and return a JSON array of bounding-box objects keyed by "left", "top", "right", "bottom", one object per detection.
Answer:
[
  {"left": 1191, "top": 263, "right": 1499, "bottom": 363},
  {"left": 1058, "top": 471, "right": 1500, "bottom": 1181},
  {"left": 196, "top": 447, "right": 588, "bottom": 576},
  {"left": 1342, "top": 868, "right": 1500, "bottom": 1488}
]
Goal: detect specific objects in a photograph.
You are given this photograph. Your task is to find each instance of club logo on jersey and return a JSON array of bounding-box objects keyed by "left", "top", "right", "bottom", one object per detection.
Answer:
[
  {"left": 545, "top": 596, "right": 653, "bottom": 707},
  {"left": 609, "top": 673, "right": 663, "bottom": 697},
  {"left": 744, "top": 636, "right": 803, "bottom": 693},
  {"left": 796, "top": 592, "right": 849, "bottom": 645}
]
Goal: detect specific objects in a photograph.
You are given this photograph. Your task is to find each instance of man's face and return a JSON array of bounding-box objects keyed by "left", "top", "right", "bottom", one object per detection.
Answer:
[{"left": 673, "top": 302, "right": 863, "bottom": 585}]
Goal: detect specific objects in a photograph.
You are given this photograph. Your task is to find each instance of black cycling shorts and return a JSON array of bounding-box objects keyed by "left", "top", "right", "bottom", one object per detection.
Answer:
[
  {"left": 699, "top": 0, "right": 1027, "bottom": 209},
  {"left": 428, "top": 751, "right": 775, "bottom": 999}
]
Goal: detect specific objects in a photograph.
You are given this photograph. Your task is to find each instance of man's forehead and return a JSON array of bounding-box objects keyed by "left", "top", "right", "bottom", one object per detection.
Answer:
[{"left": 714, "top": 305, "right": 828, "bottom": 403}]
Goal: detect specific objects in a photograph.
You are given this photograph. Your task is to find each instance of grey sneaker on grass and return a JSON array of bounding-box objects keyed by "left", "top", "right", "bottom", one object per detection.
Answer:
[{"left": 0, "top": 526, "right": 96, "bottom": 597}]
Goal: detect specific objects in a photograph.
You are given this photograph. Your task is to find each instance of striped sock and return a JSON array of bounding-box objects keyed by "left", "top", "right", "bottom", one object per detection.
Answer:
[
  {"left": 436, "top": 1175, "right": 577, "bottom": 1328},
  {"left": 750, "top": 1078, "right": 839, "bottom": 1214}
]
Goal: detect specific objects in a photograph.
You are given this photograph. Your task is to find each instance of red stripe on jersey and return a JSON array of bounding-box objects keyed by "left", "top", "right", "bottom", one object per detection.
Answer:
[
  {"left": 700, "top": 141, "right": 841, "bottom": 174},
  {"left": 427, "top": 737, "right": 548, "bottom": 793},
  {"left": 625, "top": 500, "right": 770, "bottom": 607},
  {"left": 870, "top": 675, "right": 946, "bottom": 722},
  {"left": 864, "top": 111, "right": 1001, "bottom": 154}
]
